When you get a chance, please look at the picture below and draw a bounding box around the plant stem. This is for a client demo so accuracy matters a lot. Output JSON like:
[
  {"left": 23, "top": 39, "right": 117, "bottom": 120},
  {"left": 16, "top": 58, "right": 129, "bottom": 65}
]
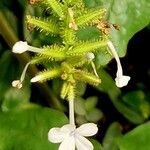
[
  {"left": 69, "top": 99, "right": 75, "bottom": 125},
  {"left": 0, "top": 11, "right": 64, "bottom": 111}
]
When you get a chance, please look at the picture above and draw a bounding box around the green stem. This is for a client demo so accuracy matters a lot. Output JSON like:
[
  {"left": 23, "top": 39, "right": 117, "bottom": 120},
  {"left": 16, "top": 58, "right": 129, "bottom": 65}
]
[{"left": 0, "top": 11, "right": 64, "bottom": 111}]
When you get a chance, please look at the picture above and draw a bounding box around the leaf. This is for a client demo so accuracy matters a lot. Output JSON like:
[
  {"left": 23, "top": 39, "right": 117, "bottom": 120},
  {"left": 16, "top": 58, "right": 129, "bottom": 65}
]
[
  {"left": 103, "top": 122, "right": 122, "bottom": 150},
  {"left": 107, "top": 0, "right": 150, "bottom": 56},
  {"left": 0, "top": 103, "right": 68, "bottom": 150},
  {"left": 84, "top": 0, "right": 150, "bottom": 57},
  {"left": 122, "top": 91, "right": 149, "bottom": 119},
  {"left": 74, "top": 97, "right": 86, "bottom": 115},
  {"left": 85, "top": 96, "right": 98, "bottom": 111},
  {"left": 91, "top": 139, "right": 103, "bottom": 150},
  {"left": 117, "top": 122, "right": 150, "bottom": 150},
  {"left": 0, "top": 51, "right": 22, "bottom": 100},
  {"left": 86, "top": 108, "right": 103, "bottom": 122},
  {"left": 97, "top": 69, "right": 148, "bottom": 124},
  {"left": 1, "top": 79, "right": 31, "bottom": 112}
]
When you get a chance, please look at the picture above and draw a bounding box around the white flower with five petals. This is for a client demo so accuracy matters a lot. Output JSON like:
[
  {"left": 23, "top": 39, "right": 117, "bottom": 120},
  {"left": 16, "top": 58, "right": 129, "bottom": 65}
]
[{"left": 48, "top": 123, "right": 98, "bottom": 150}]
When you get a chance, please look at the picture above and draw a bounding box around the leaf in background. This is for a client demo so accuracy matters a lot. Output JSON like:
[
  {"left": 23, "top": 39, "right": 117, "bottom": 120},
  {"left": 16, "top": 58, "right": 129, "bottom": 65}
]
[
  {"left": 0, "top": 51, "right": 22, "bottom": 100},
  {"left": 86, "top": 108, "right": 103, "bottom": 123},
  {"left": 107, "top": 0, "right": 150, "bottom": 56},
  {"left": 103, "top": 122, "right": 122, "bottom": 150},
  {"left": 1, "top": 78, "right": 31, "bottom": 112},
  {"left": 85, "top": 96, "right": 98, "bottom": 111},
  {"left": 84, "top": 0, "right": 150, "bottom": 57},
  {"left": 0, "top": 103, "right": 68, "bottom": 150},
  {"left": 91, "top": 139, "right": 103, "bottom": 150},
  {"left": 95, "top": 48, "right": 112, "bottom": 67},
  {"left": 122, "top": 91, "right": 149, "bottom": 119},
  {"left": 74, "top": 97, "right": 86, "bottom": 115},
  {"left": 117, "top": 122, "right": 150, "bottom": 150},
  {"left": 76, "top": 26, "right": 100, "bottom": 41},
  {"left": 0, "top": 51, "right": 31, "bottom": 110},
  {"left": 97, "top": 69, "right": 148, "bottom": 124}
]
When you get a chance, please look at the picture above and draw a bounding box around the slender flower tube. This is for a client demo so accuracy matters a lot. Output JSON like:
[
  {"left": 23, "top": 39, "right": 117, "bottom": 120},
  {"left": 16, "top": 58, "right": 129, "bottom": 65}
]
[
  {"left": 107, "top": 41, "right": 130, "bottom": 87},
  {"left": 12, "top": 41, "right": 43, "bottom": 54},
  {"left": 12, "top": 62, "right": 30, "bottom": 89},
  {"left": 86, "top": 52, "right": 99, "bottom": 77}
]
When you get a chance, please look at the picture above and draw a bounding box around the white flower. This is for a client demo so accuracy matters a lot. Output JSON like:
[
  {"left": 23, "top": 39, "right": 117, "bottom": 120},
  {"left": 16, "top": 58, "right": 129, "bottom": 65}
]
[
  {"left": 107, "top": 41, "right": 131, "bottom": 88},
  {"left": 48, "top": 123, "right": 98, "bottom": 150},
  {"left": 115, "top": 75, "right": 131, "bottom": 88},
  {"left": 12, "top": 41, "right": 42, "bottom": 54},
  {"left": 11, "top": 62, "right": 30, "bottom": 89},
  {"left": 12, "top": 41, "right": 28, "bottom": 53},
  {"left": 12, "top": 80, "right": 22, "bottom": 89},
  {"left": 86, "top": 52, "right": 95, "bottom": 61}
]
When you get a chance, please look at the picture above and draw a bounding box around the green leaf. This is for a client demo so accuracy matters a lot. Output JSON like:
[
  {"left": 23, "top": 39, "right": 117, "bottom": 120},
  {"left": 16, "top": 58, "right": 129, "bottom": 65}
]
[
  {"left": 84, "top": 0, "right": 150, "bottom": 57},
  {"left": 97, "top": 69, "right": 147, "bottom": 124},
  {"left": 86, "top": 108, "right": 103, "bottom": 122},
  {"left": 107, "top": 0, "right": 150, "bottom": 56},
  {"left": 0, "top": 103, "right": 68, "bottom": 150},
  {"left": 91, "top": 139, "right": 103, "bottom": 150},
  {"left": 85, "top": 96, "right": 98, "bottom": 111},
  {"left": 117, "top": 122, "right": 150, "bottom": 150},
  {"left": 0, "top": 51, "right": 21, "bottom": 100},
  {"left": 76, "top": 26, "right": 100, "bottom": 41},
  {"left": 1, "top": 79, "right": 31, "bottom": 112},
  {"left": 122, "top": 91, "right": 149, "bottom": 119},
  {"left": 103, "top": 122, "right": 122, "bottom": 150},
  {"left": 74, "top": 98, "right": 86, "bottom": 115}
]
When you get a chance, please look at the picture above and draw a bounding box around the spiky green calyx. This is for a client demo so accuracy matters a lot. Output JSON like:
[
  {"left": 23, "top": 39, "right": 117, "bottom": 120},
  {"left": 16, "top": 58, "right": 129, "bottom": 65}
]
[
  {"left": 67, "top": 40, "right": 107, "bottom": 56},
  {"left": 74, "top": 70, "right": 101, "bottom": 86},
  {"left": 61, "top": 82, "right": 75, "bottom": 101},
  {"left": 26, "top": 16, "right": 60, "bottom": 34},
  {"left": 42, "top": 0, "right": 64, "bottom": 18},
  {"left": 31, "top": 68, "right": 61, "bottom": 82},
  {"left": 76, "top": 9, "right": 106, "bottom": 27},
  {"left": 20, "top": 0, "right": 110, "bottom": 100}
]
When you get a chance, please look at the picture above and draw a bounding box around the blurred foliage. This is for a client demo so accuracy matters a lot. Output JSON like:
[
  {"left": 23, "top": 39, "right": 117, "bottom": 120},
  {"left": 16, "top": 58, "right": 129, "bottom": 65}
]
[{"left": 0, "top": 0, "right": 150, "bottom": 150}]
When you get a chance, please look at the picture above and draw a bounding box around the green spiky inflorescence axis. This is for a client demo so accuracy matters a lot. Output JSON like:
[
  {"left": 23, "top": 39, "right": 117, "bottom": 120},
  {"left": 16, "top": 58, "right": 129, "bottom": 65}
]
[{"left": 27, "top": 0, "right": 108, "bottom": 101}]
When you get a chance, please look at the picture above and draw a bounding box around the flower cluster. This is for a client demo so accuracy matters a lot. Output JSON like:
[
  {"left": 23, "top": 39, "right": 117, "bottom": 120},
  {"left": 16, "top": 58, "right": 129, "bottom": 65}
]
[{"left": 11, "top": 0, "right": 131, "bottom": 149}]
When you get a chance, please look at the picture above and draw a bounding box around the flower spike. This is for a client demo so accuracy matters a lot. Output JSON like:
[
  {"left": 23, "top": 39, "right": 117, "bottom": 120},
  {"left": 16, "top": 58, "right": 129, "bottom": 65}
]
[
  {"left": 107, "top": 41, "right": 131, "bottom": 87},
  {"left": 12, "top": 41, "right": 43, "bottom": 54}
]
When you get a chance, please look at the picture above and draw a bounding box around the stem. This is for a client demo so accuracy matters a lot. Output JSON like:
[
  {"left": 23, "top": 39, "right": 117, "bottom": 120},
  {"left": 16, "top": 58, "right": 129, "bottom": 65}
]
[
  {"left": 0, "top": 11, "right": 64, "bottom": 111},
  {"left": 69, "top": 99, "right": 75, "bottom": 125}
]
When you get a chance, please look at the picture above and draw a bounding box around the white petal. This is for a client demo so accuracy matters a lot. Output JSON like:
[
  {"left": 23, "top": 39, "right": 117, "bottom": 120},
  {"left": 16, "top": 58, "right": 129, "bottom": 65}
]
[
  {"left": 59, "top": 136, "right": 75, "bottom": 150},
  {"left": 48, "top": 124, "right": 75, "bottom": 143},
  {"left": 30, "top": 76, "right": 42, "bottom": 83},
  {"left": 86, "top": 52, "right": 95, "bottom": 61},
  {"left": 12, "top": 41, "right": 28, "bottom": 54},
  {"left": 75, "top": 134, "right": 93, "bottom": 150},
  {"left": 12, "top": 80, "right": 22, "bottom": 89},
  {"left": 76, "top": 123, "right": 98, "bottom": 137},
  {"left": 60, "top": 124, "right": 76, "bottom": 132},
  {"left": 48, "top": 127, "right": 66, "bottom": 143},
  {"left": 115, "top": 75, "right": 131, "bottom": 87}
]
